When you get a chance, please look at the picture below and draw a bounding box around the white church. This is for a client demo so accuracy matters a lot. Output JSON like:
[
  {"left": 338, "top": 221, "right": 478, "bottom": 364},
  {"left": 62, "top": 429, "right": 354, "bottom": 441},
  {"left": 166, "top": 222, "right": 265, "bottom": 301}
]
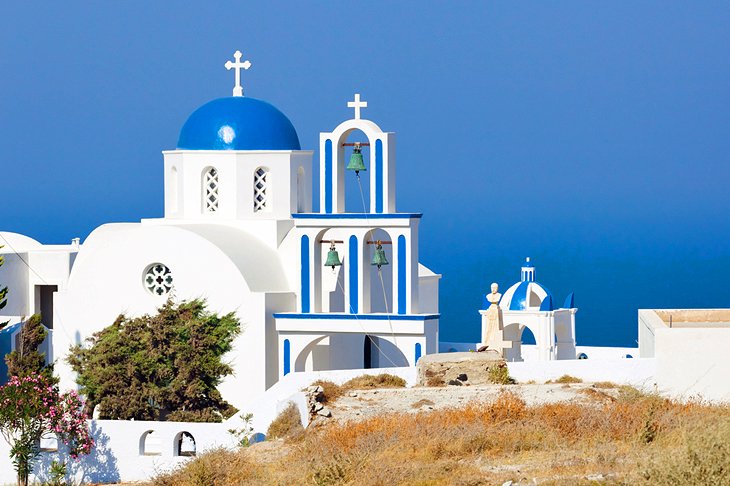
[{"left": 0, "top": 51, "right": 440, "bottom": 409}]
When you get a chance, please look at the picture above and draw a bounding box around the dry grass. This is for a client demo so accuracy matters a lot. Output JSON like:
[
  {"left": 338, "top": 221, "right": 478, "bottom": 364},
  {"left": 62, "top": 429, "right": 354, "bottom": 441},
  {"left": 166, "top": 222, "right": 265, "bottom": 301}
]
[
  {"left": 593, "top": 381, "right": 618, "bottom": 389},
  {"left": 311, "top": 374, "right": 407, "bottom": 404},
  {"left": 266, "top": 402, "right": 303, "bottom": 440},
  {"left": 151, "top": 389, "right": 730, "bottom": 485},
  {"left": 546, "top": 374, "right": 583, "bottom": 384}
]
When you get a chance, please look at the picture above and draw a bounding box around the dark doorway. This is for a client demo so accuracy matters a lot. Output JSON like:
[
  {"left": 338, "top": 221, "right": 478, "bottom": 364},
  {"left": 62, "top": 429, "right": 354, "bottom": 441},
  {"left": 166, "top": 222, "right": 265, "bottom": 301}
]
[{"left": 35, "top": 285, "right": 57, "bottom": 328}]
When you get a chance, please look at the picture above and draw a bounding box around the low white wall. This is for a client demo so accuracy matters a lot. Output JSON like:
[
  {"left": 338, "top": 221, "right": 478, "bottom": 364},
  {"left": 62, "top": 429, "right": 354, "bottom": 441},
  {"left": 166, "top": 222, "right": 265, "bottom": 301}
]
[
  {"left": 655, "top": 327, "right": 730, "bottom": 403},
  {"left": 0, "top": 419, "right": 235, "bottom": 484},
  {"left": 507, "top": 357, "right": 657, "bottom": 389}
]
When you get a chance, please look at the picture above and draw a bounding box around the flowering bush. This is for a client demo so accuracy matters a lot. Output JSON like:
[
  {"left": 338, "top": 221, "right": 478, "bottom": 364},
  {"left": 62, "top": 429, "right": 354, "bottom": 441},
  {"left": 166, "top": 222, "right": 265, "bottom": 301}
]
[{"left": 0, "top": 373, "right": 94, "bottom": 486}]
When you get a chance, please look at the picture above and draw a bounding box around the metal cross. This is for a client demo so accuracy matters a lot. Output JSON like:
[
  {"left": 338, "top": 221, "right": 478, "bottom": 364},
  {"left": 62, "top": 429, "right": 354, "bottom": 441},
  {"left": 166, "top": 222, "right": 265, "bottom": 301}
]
[
  {"left": 225, "top": 50, "right": 252, "bottom": 97},
  {"left": 347, "top": 93, "right": 368, "bottom": 119}
]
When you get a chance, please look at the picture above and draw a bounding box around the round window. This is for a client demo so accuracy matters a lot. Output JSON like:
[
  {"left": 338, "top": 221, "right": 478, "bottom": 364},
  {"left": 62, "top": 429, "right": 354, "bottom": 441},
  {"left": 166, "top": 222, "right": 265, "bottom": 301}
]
[{"left": 144, "top": 263, "right": 173, "bottom": 296}]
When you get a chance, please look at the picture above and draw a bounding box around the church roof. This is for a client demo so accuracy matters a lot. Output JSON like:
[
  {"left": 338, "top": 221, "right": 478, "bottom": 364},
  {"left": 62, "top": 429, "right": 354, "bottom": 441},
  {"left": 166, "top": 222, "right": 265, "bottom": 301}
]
[
  {"left": 500, "top": 280, "right": 554, "bottom": 311},
  {"left": 177, "top": 97, "right": 301, "bottom": 151}
]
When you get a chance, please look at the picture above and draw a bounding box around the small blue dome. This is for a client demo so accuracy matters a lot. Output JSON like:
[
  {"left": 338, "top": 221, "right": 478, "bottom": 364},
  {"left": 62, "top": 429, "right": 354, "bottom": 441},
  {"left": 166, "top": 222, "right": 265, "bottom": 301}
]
[{"left": 177, "top": 97, "right": 301, "bottom": 151}]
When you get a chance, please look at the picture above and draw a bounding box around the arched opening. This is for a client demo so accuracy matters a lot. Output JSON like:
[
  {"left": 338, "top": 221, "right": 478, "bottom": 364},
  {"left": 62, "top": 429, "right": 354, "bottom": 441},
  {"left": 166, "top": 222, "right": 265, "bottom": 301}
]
[
  {"left": 139, "top": 430, "right": 161, "bottom": 456},
  {"left": 364, "top": 335, "right": 373, "bottom": 369},
  {"left": 296, "top": 166, "right": 306, "bottom": 212},
  {"left": 415, "top": 342, "right": 422, "bottom": 364},
  {"left": 369, "top": 336, "right": 409, "bottom": 368},
  {"left": 578, "top": 353, "right": 588, "bottom": 360},
  {"left": 365, "top": 228, "right": 393, "bottom": 314},
  {"left": 522, "top": 327, "right": 536, "bottom": 345},
  {"left": 295, "top": 335, "right": 330, "bottom": 372},
  {"left": 317, "top": 229, "right": 346, "bottom": 313},
  {"left": 342, "top": 130, "right": 371, "bottom": 213},
  {"left": 174, "top": 431, "right": 196, "bottom": 457},
  {"left": 254, "top": 166, "right": 271, "bottom": 212},
  {"left": 283, "top": 339, "right": 291, "bottom": 375},
  {"left": 202, "top": 166, "right": 219, "bottom": 213},
  {"left": 503, "top": 323, "right": 538, "bottom": 362}
]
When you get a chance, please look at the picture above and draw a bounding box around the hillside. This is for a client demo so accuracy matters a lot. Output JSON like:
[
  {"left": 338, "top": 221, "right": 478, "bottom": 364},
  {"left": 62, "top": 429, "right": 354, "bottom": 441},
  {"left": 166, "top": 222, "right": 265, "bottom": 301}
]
[{"left": 150, "top": 379, "right": 730, "bottom": 485}]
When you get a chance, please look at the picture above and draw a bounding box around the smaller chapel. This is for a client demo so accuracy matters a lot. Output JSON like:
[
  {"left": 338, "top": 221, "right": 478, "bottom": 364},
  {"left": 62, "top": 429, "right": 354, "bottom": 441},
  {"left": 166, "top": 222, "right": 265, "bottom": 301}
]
[
  {"left": 480, "top": 258, "right": 577, "bottom": 361},
  {"left": 0, "top": 51, "right": 441, "bottom": 410}
]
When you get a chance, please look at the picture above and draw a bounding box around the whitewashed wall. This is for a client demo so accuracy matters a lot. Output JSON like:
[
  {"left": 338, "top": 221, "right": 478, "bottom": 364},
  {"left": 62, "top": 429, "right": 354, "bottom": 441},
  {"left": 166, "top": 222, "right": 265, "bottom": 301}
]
[{"left": 0, "top": 420, "right": 235, "bottom": 484}]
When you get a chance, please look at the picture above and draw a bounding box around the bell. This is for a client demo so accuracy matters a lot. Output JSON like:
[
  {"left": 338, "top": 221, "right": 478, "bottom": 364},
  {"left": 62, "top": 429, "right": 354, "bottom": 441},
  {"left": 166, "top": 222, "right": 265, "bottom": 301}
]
[
  {"left": 371, "top": 242, "right": 389, "bottom": 269},
  {"left": 346, "top": 143, "right": 367, "bottom": 174},
  {"left": 324, "top": 243, "right": 342, "bottom": 270}
]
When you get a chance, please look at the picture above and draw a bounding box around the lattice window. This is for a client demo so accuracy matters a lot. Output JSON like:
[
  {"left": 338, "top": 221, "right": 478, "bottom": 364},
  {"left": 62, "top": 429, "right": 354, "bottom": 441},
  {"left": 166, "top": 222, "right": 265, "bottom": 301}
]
[
  {"left": 203, "top": 167, "right": 219, "bottom": 212},
  {"left": 144, "top": 264, "right": 173, "bottom": 296},
  {"left": 253, "top": 167, "right": 269, "bottom": 212}
]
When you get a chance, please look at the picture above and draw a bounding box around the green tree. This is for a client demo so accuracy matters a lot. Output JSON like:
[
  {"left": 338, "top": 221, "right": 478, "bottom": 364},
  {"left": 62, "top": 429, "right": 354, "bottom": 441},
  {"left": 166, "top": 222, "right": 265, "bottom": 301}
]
[
  {"left": 68, "top": 299, "right": 240, "bottom": 422},
  {"left": 5, "top": 314, "right": 55, "bottom": 382}
]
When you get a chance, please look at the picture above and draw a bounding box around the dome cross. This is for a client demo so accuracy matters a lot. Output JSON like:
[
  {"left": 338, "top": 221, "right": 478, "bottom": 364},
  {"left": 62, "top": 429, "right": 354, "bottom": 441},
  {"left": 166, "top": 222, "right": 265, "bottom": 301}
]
[
  {"left": 225, "top": 50, "right": 252, "bottom": 97},
  {"left": 347, "top": 93, "right": 368, "bottom": 119}
]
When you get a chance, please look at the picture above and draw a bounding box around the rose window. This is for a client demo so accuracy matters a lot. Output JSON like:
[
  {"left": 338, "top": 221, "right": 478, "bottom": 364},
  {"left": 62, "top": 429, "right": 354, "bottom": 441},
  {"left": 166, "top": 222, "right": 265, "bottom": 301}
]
[{"left": 144, "top": 263, "right": 173, "bottom": 296}]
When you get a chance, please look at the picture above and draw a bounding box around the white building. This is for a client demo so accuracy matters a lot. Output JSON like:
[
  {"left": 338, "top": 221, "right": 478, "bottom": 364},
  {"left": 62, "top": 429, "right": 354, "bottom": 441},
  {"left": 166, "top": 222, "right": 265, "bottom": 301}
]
[
  {"left": 0, "top": 52, "right": 440, "bottom": 409},
  {"left": 480, "top": 258, "right": 577, "bottom": 361}
]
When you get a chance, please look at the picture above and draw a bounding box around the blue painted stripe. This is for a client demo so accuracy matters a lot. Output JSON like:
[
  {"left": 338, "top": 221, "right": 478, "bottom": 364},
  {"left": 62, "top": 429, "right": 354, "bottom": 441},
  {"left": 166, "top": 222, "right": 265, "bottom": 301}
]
[
  {"left": 292, "top": 213, "right": 422, "bottom": 220},
  {"left": 324, "top": 139, "right": 332, "bottom": 213},
  {"left": 397, "top": 235, "right": 406, "bottom": 314},
  {"left": 301, "top": 235, "right": 310, "bottom": 313},
  {"left": 509, "top": 280, "right": 530, "bottom": 311},
  {"left": 375, "top": 139, "right": 383, "bottom": 213},
  {"left": 415, "top": 343, "right": 422, "bottom": 363},
  {"left": 274, "top": 312, "right": 441, "bottom": 321},
  {"left": 283, "top": 339, "right": 291, "bottom": 375},
  {"left": 349, "top": 235, "right": 358, "bottom": 314}
]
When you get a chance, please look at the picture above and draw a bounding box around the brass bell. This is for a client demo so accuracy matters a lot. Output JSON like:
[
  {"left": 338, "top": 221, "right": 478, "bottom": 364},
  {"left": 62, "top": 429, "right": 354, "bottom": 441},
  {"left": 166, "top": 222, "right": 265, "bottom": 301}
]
[
  {"left": 346, "top": 142, "right": 367, "bottom": 174},
  {"left": 371, "top": 242, "right": 389, "bottom": 269},
  {"left": 324, "top": 242, "right": 342, "bottom": 270}
]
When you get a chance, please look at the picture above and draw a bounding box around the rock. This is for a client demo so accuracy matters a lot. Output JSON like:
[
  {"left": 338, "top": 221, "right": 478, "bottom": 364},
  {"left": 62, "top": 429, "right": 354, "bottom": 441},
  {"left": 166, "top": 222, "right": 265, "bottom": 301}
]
[
  {"left": 349, "top": 392, "right": 358, "bottom": 397},
  {"left": 477, "top": 345, "right": 489, "bottom": 352},
  {"left": 456, "top": 373, "right": 468, "bottom": 382},
  {"left": 447, "top": 379, "right": 463, "bottom": 386},
  {"left": 501, "top": 481, "right": 513, "bottom": 486},
  {"left": 313, "top": 402, "right": 324, "bottom": 412},
  {"left": 317, "top": 407, "right": 332, "bottom": 418},
  {"left": 585, "top": 473, "right": 605, "bottom": 481},
  {"left": 417, "top": 351, "right": 505, "bottom": 387}
]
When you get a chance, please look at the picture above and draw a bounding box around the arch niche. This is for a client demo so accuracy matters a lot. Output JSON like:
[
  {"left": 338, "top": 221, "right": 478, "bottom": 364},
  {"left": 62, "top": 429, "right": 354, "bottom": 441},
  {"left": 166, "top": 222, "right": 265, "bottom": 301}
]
[
  {"left": 321, "top": 119, "right": 389, "bottom": 215},
  {"left": 364, "top": 228, "right": 394, "bottom": 314},
  {"left": 503, "top": 322, "right": 540, "bottom": 362}
]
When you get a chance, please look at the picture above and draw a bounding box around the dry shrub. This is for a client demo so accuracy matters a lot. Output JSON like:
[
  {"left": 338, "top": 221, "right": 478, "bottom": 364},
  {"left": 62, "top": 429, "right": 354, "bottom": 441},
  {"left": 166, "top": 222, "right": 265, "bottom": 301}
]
[
  {"left": 641, "top": 417, "right": 730, "bottom": 485},
  {"left": 547, "top": 374, "right": 582, "bottom": 384},
  {"left": 311, "top": 379, "right": 344, "bottom": 404},
  {"left": 267, "top": 402, "right": 303, "bottom": 439},
  {"left": 411, "top": 398, "right": 435, "bottom": 409},
  {"left": 487, "top": 363, "right": 515, "bottom": 384},
  {"left": 152, "top": 447, "right": 260, "bottom": 485},
  {"left": 424, "top": 369, "right": 445, "bottom": 387},
  {"left": 593, "top": 381, "right": 618, "bottom": 389},
  {"left": 342, "top": 373, "right": 406, "bottom": 390}
]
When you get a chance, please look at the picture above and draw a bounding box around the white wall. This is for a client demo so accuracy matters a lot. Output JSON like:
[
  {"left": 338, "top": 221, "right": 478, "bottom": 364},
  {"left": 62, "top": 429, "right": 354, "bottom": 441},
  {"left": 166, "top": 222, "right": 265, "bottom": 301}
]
[
  {"left": 0, "top": 419, "right": 235, "bottom": 484},
  {"left": 654, "top": 327, "right": 730, "bottom": 402},
  {"left": 507, "top": 357, "right": 656, "bottom": 388}
]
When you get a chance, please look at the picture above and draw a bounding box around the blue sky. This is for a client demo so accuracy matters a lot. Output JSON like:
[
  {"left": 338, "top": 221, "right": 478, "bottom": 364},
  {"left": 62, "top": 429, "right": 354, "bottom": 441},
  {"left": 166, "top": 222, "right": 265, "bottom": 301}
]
[{"left": 2, "top": 2, "right": 729, "bottom": 346}]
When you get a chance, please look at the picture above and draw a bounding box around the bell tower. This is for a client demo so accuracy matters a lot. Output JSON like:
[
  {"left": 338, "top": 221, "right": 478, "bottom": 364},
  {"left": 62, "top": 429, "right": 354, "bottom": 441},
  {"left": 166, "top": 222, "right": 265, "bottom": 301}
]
[{"left": 319, "top": 94, "right": 396, "bottom": 214}]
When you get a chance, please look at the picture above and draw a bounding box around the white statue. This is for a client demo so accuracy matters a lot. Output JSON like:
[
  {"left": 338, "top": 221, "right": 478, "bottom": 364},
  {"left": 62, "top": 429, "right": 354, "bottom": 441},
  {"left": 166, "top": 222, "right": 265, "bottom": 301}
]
[{"left": 480, "top": 283, "right": 511, "bottom": 356}]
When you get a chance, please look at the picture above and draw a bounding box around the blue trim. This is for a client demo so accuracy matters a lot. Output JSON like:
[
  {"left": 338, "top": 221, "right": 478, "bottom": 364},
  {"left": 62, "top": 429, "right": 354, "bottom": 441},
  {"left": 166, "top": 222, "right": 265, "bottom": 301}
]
[
  {"left": 539, "top": 294, "right": 554, "bottom": 311},
  {"left": 300, "top": 235, "right": 310, "bottom": 313},
  {"left": 375, "top": 139, "right": 383, "bottom": 213},
  {"left": 293, "top": 213, "right": 422, "bottom": 220},
  {"left": 397, "top": 235, "right": 406, "bottom": 314},
  {"left": 509, "top": 281, "right": 530, "bottom": 310},
  {"left": 563, "top": 292, "right": 575, "bottom": 309},
  {"left": 274, "top": 312, "right": 440, "bottom": 321},
  {"left": 324, "top": 139, "right": 332, "bottom": 213},
  {"left": 349, "top": 235, "right": 358, "bottom": 314},
  {"left": 415, "top": 343, "right": 422, "bottom": 364},
  {"left": 283, "top": 339, "right": 291, "bottom": 375}
]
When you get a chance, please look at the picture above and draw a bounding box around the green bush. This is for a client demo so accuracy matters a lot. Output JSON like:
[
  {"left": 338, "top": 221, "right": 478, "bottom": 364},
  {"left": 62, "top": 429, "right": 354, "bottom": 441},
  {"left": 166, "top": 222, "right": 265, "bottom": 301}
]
[
  {"left": 68, "top": 299, "right": 240, "bottom": 422},
  {"left": 488, "top": 364, "right": 516, "bottom": 385}
]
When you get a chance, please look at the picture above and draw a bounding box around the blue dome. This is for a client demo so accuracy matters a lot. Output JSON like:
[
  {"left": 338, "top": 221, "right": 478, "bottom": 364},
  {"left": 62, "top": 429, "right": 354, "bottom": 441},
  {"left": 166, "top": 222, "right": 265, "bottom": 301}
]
[{"left": 177, "top": 97, "right": 300, "bottom": 151}]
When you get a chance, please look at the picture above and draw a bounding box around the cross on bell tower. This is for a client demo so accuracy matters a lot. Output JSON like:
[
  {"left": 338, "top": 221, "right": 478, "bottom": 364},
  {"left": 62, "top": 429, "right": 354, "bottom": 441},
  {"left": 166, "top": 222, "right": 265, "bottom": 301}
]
[
  {"left": 347, "top": 93, "right": 368, "bottom": 119},
  {"left": 225, "top": 50, "right": 252, "bottom": 97}
]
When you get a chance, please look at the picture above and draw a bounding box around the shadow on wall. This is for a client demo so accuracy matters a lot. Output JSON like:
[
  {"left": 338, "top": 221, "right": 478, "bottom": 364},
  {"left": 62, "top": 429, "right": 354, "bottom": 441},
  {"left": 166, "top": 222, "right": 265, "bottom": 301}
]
[{"left": 34, "top": 422, "right": 120, "bottom": 484}]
